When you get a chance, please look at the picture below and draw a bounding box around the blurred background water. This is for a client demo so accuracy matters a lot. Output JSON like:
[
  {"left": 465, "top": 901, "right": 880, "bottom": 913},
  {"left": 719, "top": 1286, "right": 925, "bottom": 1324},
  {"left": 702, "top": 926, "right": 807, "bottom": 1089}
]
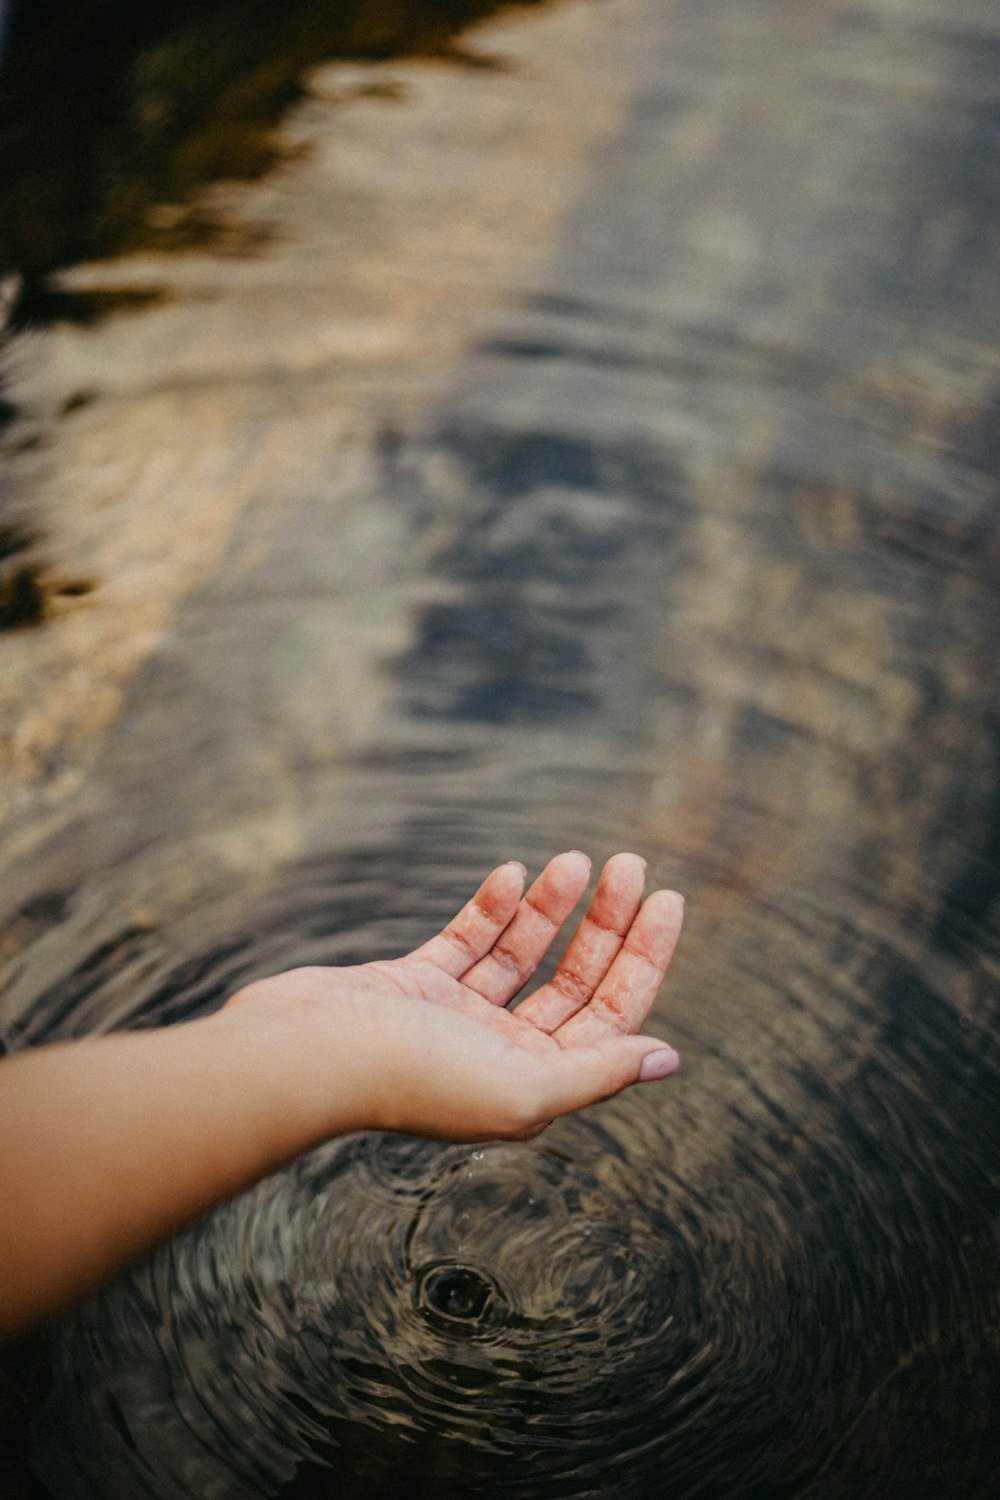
[{"left": 0, "top": 0, "right": 998, "bottom": 1495}]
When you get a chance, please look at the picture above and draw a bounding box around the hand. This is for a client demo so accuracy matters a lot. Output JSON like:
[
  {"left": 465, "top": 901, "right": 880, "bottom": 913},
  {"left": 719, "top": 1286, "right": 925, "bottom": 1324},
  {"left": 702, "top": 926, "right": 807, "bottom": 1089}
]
[
  {"left": 227, "top": 851, "right": 683, "bottom": 1142},
  {"left": 0, "top": 853, "right": 683, "bottom": 1335}
]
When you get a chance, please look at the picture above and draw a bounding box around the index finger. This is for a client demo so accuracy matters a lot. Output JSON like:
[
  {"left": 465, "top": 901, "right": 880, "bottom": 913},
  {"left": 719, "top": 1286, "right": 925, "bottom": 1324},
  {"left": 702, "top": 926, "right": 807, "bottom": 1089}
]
[
  {"left": 460, "top": 850, "right": 592, "bottom": 1006},
  {"left": 408, "top": 862, "right": 526, "bottom": 977}
]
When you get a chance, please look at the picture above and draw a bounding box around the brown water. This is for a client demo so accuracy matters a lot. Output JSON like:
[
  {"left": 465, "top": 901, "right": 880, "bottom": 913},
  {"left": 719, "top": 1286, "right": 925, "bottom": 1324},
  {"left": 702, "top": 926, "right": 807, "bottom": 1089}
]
[{"left": 1, "top": 0, "right": 998, "bottom": 1495}]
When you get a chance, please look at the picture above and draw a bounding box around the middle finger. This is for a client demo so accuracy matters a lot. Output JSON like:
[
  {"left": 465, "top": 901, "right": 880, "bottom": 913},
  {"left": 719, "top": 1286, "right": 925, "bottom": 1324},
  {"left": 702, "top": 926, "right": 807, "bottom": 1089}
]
[
  {"left": 461, "top": 850, "right": 591, "bottom": 1006},
  {"left": 512, "top": 852, "right": 647, "bottom": 1031}
]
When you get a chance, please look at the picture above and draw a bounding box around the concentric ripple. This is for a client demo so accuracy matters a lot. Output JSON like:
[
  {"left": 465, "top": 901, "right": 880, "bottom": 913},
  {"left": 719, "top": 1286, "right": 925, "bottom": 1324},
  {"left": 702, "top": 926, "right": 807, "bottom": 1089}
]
[
  {"left": 2, "top": 0, "right": 999, "bottom": 1497},
  {"left": 37, "top": 1119, "right": 712, "bottom": 1499}
]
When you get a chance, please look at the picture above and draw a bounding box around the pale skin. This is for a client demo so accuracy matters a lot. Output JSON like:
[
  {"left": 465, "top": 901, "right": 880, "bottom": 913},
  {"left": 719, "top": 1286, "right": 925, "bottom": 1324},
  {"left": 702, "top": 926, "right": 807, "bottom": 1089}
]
[{"left": 0, "top": 851, "right": 682, "bottom": 1340}]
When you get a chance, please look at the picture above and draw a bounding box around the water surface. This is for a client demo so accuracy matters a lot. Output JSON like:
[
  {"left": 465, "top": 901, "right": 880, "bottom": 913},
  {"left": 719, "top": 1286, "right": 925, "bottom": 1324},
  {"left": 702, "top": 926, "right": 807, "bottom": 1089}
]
[{"left": 1, "top": 0, "right": 998, "bottom": 1495}]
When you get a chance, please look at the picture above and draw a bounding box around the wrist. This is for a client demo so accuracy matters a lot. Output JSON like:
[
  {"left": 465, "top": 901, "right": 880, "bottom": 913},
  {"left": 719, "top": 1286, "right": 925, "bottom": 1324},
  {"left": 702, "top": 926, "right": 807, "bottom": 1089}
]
[{"left": 211, "top": 982, "right": 385, "bottom": 1150}]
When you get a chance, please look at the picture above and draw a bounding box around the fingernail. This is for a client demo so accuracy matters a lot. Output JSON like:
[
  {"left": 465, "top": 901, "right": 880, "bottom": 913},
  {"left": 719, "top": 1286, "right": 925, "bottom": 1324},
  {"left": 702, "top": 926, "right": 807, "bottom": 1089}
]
[
  {"left": 506, "top": 861, "right": 527, "bottom": 878},
  {"left": 638, "top": 1048, "right": 680, "bottom": 1082},
  {"left": 567, "top": 850, "right": 591, "bottom": 866}
]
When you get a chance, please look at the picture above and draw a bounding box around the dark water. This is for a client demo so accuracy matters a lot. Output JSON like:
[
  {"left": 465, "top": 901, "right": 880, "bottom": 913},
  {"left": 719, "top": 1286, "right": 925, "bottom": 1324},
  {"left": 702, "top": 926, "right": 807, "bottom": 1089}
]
[
  {"left": 1, "top": 0, "right": 999, "bottom": 1495},
  {"left": 0, "top": 0, "right": 548, "bottom": 308}
]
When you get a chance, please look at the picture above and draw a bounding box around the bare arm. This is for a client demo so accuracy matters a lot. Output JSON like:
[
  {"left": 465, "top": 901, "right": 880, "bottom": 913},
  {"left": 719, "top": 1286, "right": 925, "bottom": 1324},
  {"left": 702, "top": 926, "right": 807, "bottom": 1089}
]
[{"left": 0, "top": 851, "right": 682, "bottom": 1339}]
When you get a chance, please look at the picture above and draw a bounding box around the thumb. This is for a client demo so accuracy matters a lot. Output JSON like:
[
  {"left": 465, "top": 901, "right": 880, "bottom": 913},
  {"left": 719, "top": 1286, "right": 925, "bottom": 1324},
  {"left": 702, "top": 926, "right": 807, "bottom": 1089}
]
[{"left": 538, "top": 1035, "right": 680, "bottom": 1119}]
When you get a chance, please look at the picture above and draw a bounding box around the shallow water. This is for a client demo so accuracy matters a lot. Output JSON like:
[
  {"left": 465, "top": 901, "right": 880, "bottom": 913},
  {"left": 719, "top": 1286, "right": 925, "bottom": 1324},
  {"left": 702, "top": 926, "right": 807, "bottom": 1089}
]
[{"left": 1, "top": 0, "right": 999, "bottom": 1495}]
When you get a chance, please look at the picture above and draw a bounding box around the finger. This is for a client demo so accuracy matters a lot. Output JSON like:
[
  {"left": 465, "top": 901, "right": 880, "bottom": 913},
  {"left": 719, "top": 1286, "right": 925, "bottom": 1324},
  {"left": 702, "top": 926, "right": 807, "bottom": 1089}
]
[
  {"left": 460, "top": 850, "right": 592, "bottom": 1006},
  {"left": 519, "top": 1035, "right": 680, "bottom": 1128},
  {"left": 555, "top": 889, "right": 684, "bottom": 1047},
  {"left": 408, "top": 862, "right": 526, "bottom": 978},
  {"left": 513, "top": 852, "right": 647, "bottom": 1031}
]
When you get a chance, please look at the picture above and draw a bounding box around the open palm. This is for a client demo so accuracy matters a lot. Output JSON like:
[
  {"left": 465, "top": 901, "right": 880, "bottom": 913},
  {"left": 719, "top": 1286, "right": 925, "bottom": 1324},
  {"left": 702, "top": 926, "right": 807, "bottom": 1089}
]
[
  {"left": 231, "top": 851, "right": 683, "bottom": 1140},
  {"left": 377, "top": 849, "right": 682, "bottom": 1049}
]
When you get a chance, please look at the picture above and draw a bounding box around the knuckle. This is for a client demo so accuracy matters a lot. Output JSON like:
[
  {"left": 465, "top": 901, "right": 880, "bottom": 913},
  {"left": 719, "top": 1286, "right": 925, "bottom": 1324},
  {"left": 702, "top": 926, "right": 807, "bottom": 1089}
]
[
  {"left": 585, "top": 908, "right": 627, "bottom": 937},
  {"left": 442, "top": 922, "right": 478, "bottom": 958},
  {"left": 593, "top": 990, "right": 628, "bottom": 1026},
  {"left": 491, "top": 943, "right": 526, "bottom": 979},
  {"left": 550, "top": 966, "right": 590, "bottom": 1002},
  {"left": 522, "top": 892, "right": 558, "bottom": 929},
  {"left": 621, "top": 940, "right": 660, "bottom": 972}
]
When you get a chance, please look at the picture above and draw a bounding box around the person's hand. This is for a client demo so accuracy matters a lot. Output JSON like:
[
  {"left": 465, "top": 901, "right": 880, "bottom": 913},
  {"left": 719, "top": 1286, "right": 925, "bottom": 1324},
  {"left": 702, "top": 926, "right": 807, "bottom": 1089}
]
[
  {"left": 0, "top": 853, "right": 683, "bottom": 1335},
  {"left": 227, "top": 851, "right": 683, "bottom": 1142}
]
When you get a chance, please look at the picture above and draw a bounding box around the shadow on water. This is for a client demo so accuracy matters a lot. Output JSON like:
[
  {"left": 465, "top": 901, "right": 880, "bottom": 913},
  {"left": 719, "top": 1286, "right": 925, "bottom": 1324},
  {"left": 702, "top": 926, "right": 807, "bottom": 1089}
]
[
  {"left": 0, "top": 0, "right": 545, "bottom": 625},
  {"left": 0, "top": 523, "right": 46, "bottom": 628},
  {"left": 0, "top": 0, "right": 542, "bottom": 317},
  {"left": 1, "top": 0, "right": 999, "bottom": 1496},
  {"left": 0, "top": 519, "right": 96, "bottom": 632}
]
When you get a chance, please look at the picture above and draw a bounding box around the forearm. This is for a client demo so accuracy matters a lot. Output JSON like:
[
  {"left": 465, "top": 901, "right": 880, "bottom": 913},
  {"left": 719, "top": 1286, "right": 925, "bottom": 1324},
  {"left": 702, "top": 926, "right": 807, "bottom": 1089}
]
[
  {"left": 0, "top": 1003, "right": 362, "bottom": 1339},
  {"left": 0, "top": 854, "right": 683, "bottom": 1339}
]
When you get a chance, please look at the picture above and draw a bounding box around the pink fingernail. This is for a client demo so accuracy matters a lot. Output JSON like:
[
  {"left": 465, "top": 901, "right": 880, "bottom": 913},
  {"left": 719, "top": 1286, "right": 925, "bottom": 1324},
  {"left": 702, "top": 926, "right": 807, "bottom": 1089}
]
[
  {"left": 638, "top": 1048, "right": 680, "bottom": 1082},
  {"left": 506, "top": 861, "right": 527, "bottom": 878}
]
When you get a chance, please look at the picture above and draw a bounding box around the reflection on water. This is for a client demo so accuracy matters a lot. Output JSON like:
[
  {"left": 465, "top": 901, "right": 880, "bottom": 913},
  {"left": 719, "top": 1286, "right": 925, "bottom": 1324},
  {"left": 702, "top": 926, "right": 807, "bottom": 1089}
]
[
  {"left": 2, "top": 0, "right": 999, "bottom": 1495},
  {"left": 0, "top": 0, "right": 545, "bottom": 314}
]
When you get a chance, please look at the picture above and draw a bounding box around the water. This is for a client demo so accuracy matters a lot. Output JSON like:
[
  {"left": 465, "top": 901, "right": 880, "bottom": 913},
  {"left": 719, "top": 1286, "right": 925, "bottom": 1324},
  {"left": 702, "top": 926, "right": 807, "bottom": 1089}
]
[{"left": 1, "top": 0, "right": 998, "bottom": 1495}]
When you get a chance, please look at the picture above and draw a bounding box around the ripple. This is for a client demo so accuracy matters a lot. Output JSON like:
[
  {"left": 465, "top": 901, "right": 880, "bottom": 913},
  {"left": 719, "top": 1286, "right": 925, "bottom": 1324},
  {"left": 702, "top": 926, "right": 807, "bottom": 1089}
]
[
  {"left": 3, "top": 0, "right": 999, "bottom": 1496},
  {"left": 36, "top": 1119, "right": 711, "bottom": 1498}
]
